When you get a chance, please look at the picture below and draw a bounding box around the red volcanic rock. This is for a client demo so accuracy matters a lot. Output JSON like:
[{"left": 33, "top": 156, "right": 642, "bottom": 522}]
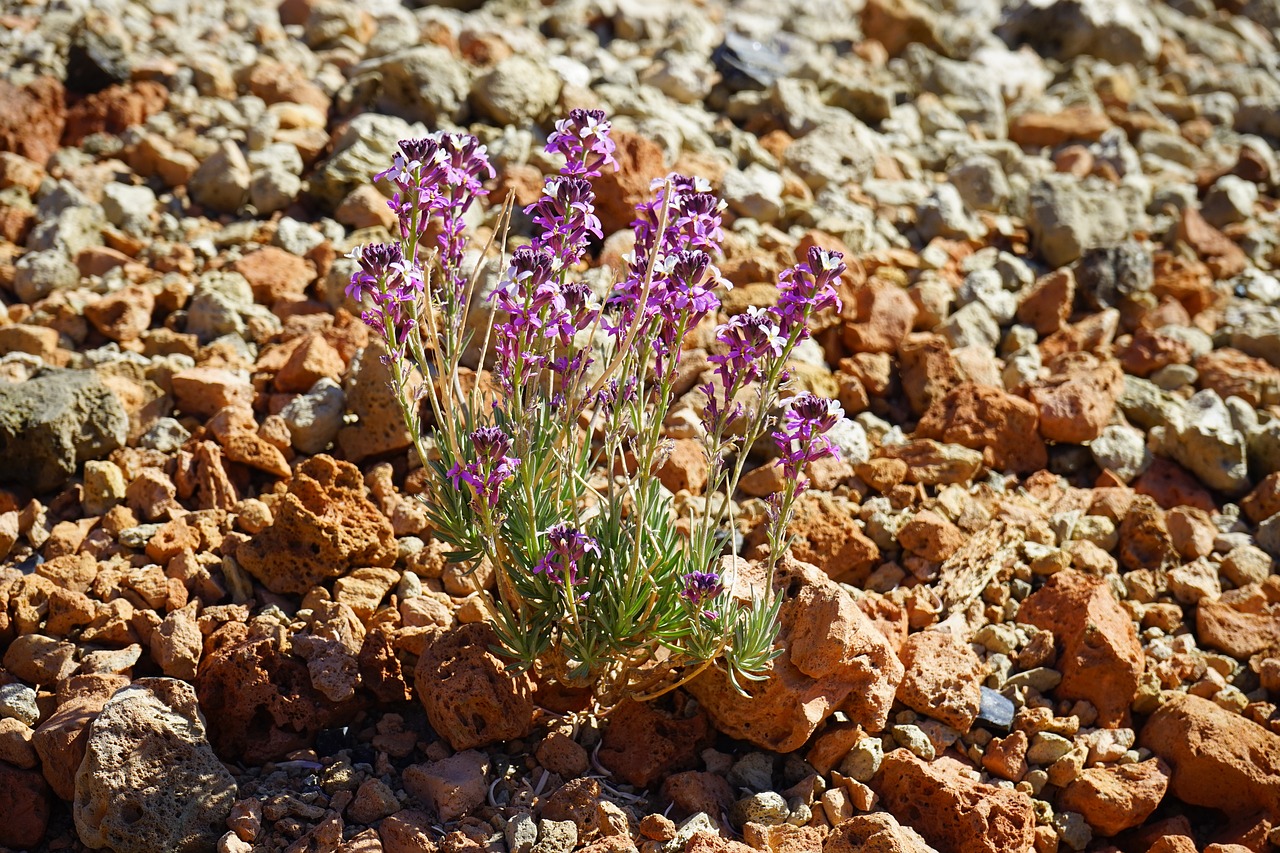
[
  {"left": 916, "top": 383, "right": 1048, "bottom": 474},
  {"left": 0, "top": 76, "right": 66, "bottom": 165},
  {"left": 0, "top": 764, "right": 52, "bottom": 850},
  {"left": 195, "top": 620, "right": 361, "bottom": 763},
  {"left": 598, "top": 698, "right": 711, "bottom": 788},
  {"left": 895, "top": 630, "right": 983, "bottom": 732},
  {"left": 414, "top": 623, "right": 535, "bottom": 751},
  {"left": 1141, "top": 693, "right": 1280, "bottom": 819},
  {"left": 63, "top": 81, "right": 167, "bottom": 145},
  {"left": 236, "top": 455, "right": 396, "bottom": 595},
  {"left": 1017, "top": 570, "right": 1144, "bottom": 727},
  {"left": 1058, "top": 758, "right": 1170, "bottom": 836},
  {"left": 874, "top": 751, "right": 1035, "bottom": 853}
]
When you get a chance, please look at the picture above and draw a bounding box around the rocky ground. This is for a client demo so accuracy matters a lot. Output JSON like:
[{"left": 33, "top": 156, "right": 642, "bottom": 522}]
[{"left": 1, "top": 0, "right": 1280, "bottom": 851}]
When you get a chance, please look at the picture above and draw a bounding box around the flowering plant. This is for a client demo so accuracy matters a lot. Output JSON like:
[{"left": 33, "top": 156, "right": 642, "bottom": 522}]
[{"left": 348, "top": 110, "right": 846, "bottom": 703}]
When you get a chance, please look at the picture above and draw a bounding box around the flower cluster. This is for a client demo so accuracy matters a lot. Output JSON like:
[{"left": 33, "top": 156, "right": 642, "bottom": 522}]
[
  {"left": 447, "top": 427, "right": 520, "bottom": 509},
  {"left": 348, "top": 107, "right": 854, "bottom": 701},
  {"left": 681, "top": 571, "right": 725, "bottom": 619},
  {"left": 534, "top": 523, "right": 600, "bottom": 588},
  {"left": 772, "top": 393, "right": 844, "bottom": 482},
  {"left": 376, "top": 133, "right": 493, "bottom": 301}
]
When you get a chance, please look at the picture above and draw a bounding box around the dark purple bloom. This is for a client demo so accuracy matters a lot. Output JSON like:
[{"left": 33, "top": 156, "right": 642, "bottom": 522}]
[
  {"left": 534, "top": 522, "right": 600, "bottom": 586},
  {"left": 526, "top": 176, "right": 602, "bottom": 264},
  {"left": 546, "top": 109, "right": 618, "bottom": 179},
  {"left": 771, "top": 393, "right": 844, "bottom": 483},
  {"left": 680, "top": 571, "right": 725, "bottom": 618},
  {"left": 448, "top": 426, "right": 520, "bottom": 508},
  {"left": 776, "top": 246, "right": 845, "bottom": 338},
  {"left": 708, "top": 307, "right": 785, "bottom": 384}
]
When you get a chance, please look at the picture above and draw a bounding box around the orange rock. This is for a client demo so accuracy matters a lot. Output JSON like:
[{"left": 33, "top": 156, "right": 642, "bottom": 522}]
[
  {"left": 899, "top": 510, "right": 964, "bottom": 562},
  {"left": 171, "top": 367, "right": 254, "bottom": 417},
  {"left": 275, "top": 333, "right": 344, "bottom": 393},
  {"left": 84, "top": 284, "right": 155, "bottom": 342},
  {"left": 824, "top": 812, "right": 936, "bottom": 853},
  {"left": 598, "top": 699, "right": 711, "bottom": 788},
  {"left": 656, "top": 438, "right": 708, "bottom": 495},
  {"left": 1196, "top": 348, "right": 1280, "bottom": 408},
  {"left": 747, "top": 492, "right": 879, "bottom": 586},
  {"left": 916, "top": 383, "right": 1048, "bottom": 474},
  {"left": 1016, "top": 269, "right": 1075, "bottom": 336},
  {"left": 1132, "top": 458, "right": 1215, "bottom": 513},
  {"left": 895, "top": 630, "right": 983, "bottom": 732},
  {"left": 1196, "top": 598, "right": 1280, "bottom": 659},
  {"left": 236, "top": 455, "right": 396, "bottom": 594},
  {"left": 0, "top": 76, "right": 65, "bottom": 166},
  {"left": 415, "top": 623, "right": 535, "bottom": 751},
  {"left": 874, "top": 750, "right": 1035, "bottom": 853},
  {"left": 1058, "top": 758, "right": 1170, "bottom": 836},
  {"left": 31, "top": 673, "right": 129, "bottom": 800},
  {"left": 1117, "top": 496, "right": 1178, "bottom": 572},
  {"left": 62, "top": 81, "right": 167, "bottom": 145},
  {"left": 1017, "top": 570, "right": 1143, "bottom": 727},
  {"left": 687, "top": 558, "right": 903, "bottom": 751},
  {"left": 1119, "top": 326, "right": 1192, "bottom": 378},
  {"left": 842, "top": 279, "right": 917, "bottom": 354},
  {"left": 0, "top": 764, "right": 52, "bottom": 850},
  {"left": 1243, "top": 472, "right": 1280, "bottom": 524},
  {"left": 1029, "top": 353, "right": 1123, "bottom": 444},
  {"left": 898, "top": 334, "right": 964, "bottom": 416},
  {"left": 859, "top": 0, "right": 943, "bottom": 56},
  {"left": 232, "top": 246, "right": 314, "bottom": 305},
  {"left": 1009, "top": 106, "right": 1111, "bottom": 147},
  {"left": 982, "top": 730, "right": 1028, "bottom": 782},
  {"left": 591, "top": 131, "right": 666, "bottom": 236},
  {"left": 1166, "top": 506, "right": 1216, "bottom": 560},
  {"left": 1177, "top": 206, "right": 1246, "bottom": 280},
  {"left": 1141, "top": 692, "right": 1280, "bottom": 819}
]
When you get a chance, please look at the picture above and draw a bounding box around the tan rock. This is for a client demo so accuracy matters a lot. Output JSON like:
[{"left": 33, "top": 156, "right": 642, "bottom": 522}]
[
  {"left": 74, "top": 678, "right": 237, "bottom": 853},
  {"left": 1017, "top": 570, "right": 1144, "bottom": 727},
  {"left": 172, "top": 367, "right": 254, "bottom": 417},
  {"left": 0, "top": 717, "right": 38, "bottom": 769},
  {"left": 898, "top": 510, "right": 965, "bottom": 562},
  {"left": 84, "top": 285, "right": 155, "bottom": 342},
  {"left": 823, "top": 812, "right": 938, "bottom": 853},
  {"left": 3, "top": 633, "right": 77, "bottom": 685},
  {"left": 232, "top": 246, "right": 313, "bottom": 305},
  {"left": 1058, "top": 758, "right": 1170, "bottom": 836},
  {"left": 874, "top": 751, "right": 1034, "bottom": 853},
  {"left": 150, "top": 600, "right": 203, "bottom": 679},
  {"left": 896, "top": 631, "right": 983, "bottom": 732},
  {"left": 32, "top": 674, "right": 129, "bottom": 800},
  {"left": 1141, "top": 692, "right": 1280, "bottom": 819},
  {"left": 916, "top": 383, "right": 1047, "bottom": 474}
]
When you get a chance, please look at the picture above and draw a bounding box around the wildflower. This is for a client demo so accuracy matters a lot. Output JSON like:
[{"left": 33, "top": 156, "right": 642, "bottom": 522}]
[
  {"left": 527, "top": 177, "right": 603, "bottom": 265},
  {"left": 708, "top": 306, "right": 786, "bottom": 385},
  {"left": 448, "top": 427, "right": 520, "bottom": 508},
  {"left": 534, "top": 523, "right": 600, "bottom": 586},
  {"left": 680, "top": 571, "right": 725, "bottom": 618},
  {"left": 776, "top": 246, "right": 845, "bottom": 338},
  {"left": 546, "top": 108, "right": 618, "bottom": 179},
  {"left": 772, "top": 393, "right": 844, "bottom": 481}
]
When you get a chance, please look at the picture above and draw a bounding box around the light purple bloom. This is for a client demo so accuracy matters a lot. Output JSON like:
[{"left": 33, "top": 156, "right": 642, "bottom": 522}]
[
  {"left": 448, "top": 426, "right": 520, "bottom": 508},
  {"left": 776, "top": 246, "right": 845, "bottom": 337},
  {"left": 534, "top": 522, "right": 600, "bottom": 586},
  {"left": 546, "top": 108, "right": 618, "bottom": 179},
  {"left": 771, "top": 393, "right": 844, "bottom": 483}
]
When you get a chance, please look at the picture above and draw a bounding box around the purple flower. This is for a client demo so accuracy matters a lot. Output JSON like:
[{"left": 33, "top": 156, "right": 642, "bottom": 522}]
[
  {"left": 680, "top": 571, "right": 725, "bottom": 619},
  {"left": 546, "top": 109, "right": 618, "bottom": 179},
  {"left": 776, "top": 246, "right": 845, "bottom": 338},
  {"left": 448, "top": 426, "right": 520, "bottom": 508},
  {"left": 526, "top": 176, "right": 602, "bottom": 264},
  {"left": 708, "top": 306, "right": 785, "bottom": 385},
  {"left": 534, "top": 522, "right": 600, "bottom": 586},
  {"left": 771, "top": 393, "right": 844, "bottom": 483}
]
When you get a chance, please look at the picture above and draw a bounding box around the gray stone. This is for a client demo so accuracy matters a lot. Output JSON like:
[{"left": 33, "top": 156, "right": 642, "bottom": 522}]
[
  {"left": 505, "top": 811, "right": 537, "bottom": 853},
  {"left": 1256, "top": 514, "right": 1280, "bottom": 560},
  {"left": 280, "top": 378, "right": 346, "bottom": 454},
  {"left": 472, "top": 55, "right": 561, "bottom": 125},
  {"left": 837, "top": 735, "right": 883, "bottom": 782},
  {"left": 729, "top": 791, "right": 789, "bottom": 828},
  {"left": 1224, "top": 305, "right": 1280, "bottom": 367},
  {"left": 722, "top": 164, "right": 784, "bottom": 223},
  {"left": 0, "top": 683, "right": 40, "bottom": 727},
  {"left": 140, "top": 418, "right": 192, "bottom": 453},
  {"left": 311, "top": 113, "right": 425, "bottom": 208},
  {"left": 1027, "top": 175, "right": 1145, "bottom": 267},
  {"left": 976, "top": 686, "right": 1015, "bottom": 729},
  {"left": 186, "top": 271, "right": 253, "bottom": 342},
  {"left": 189, "top": 141, "right": 251, "bottom": 214},
  {"left": 1202, "top": 175, "right": 1258, "bottom": 228},
  {"left": 0, "top": 369, "right": 128, "bottom": 493},
  {"left": 74, "top": 678, "right": 236, "bottom": 853},
  {"left": 999, "top": 0, "right": 1160, "bottom": 65},
  {"left": 1027, "top": 732, "right": 1074, "bottom": 764},
  {"left": 891, "top": 724, "right": 936, "bottom": 760},
  {"left": 948, "top": 154, "right": 1011, "bottom": 213},
  {"left": 1158, "top": 390, "right": 1250, "bottom": 496},
  {"left": 531, "top": 819, "right": 577, "bottom": 853},
  {"left": 917, "top": 183, "right": 982, "bottom": 241},
  {"left": 727, "top": 752, "right": 774, "bottom": 792},
  {"left": 784, "top": 121, "right": 878, "bottom": 191},
  {"left": 13, "top": 249, "right": 79, "bottom": 303},
  {"left": 372, "top": 45, "right": 471, "bottom": 125},
  {"left": 249, "top": 166, "right": 301, "bottom": 215},
  {"left": 941, "top": 302, "right": 1001, "bottom": 350},
  {"left": 1074, "top": 240, "right": 1154, "bottom": 310},
  {"left": 101, "top": 183, "right": 157, "bottom": 235},
  {"left": 1089, "top": 424, "right": 1150, "bottom": 483}
]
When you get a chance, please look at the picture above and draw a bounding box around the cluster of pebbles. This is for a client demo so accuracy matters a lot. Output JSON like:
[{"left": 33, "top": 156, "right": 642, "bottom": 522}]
[{"left": 1, "top": 0, "right": 1280, "bottom": 851}]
